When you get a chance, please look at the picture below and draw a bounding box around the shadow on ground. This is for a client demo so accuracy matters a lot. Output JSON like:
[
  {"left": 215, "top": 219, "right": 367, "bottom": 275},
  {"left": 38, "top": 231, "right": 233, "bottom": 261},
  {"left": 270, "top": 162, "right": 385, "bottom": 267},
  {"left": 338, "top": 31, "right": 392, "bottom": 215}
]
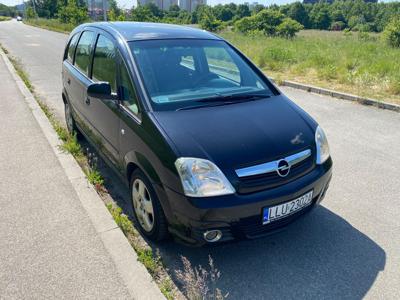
[{"left": 88, "top": 141, "right": 385, "bottom": 300}]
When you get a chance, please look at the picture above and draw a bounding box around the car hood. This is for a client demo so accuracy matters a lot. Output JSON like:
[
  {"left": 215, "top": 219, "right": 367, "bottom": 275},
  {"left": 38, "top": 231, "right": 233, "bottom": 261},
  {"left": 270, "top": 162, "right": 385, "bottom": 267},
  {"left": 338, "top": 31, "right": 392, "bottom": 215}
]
[{"left": 152, "top": 95, "right": 317, "bottom": 179}]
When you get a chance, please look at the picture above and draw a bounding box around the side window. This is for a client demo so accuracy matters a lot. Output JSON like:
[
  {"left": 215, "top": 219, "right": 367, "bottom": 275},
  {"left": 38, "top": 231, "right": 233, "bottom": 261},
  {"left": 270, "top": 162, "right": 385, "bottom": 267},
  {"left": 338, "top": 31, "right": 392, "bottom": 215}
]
[
  {"left": 67, "top": 33, "right": 80, "bottom": 63},
  {"left": 74, "top": 31, "right": 95, "bottom": 76},
  {"left": 180, "top": 55, "right": 195, "bottom": 71},
  {"left": 204, "top": 47, "right": 241, "bottom": 83},
  {"left": 120, "top": 60, "right": 139, "bottom": 115},
  {"left": 92, "top": 35, "right": 117, "bottom": 93}
]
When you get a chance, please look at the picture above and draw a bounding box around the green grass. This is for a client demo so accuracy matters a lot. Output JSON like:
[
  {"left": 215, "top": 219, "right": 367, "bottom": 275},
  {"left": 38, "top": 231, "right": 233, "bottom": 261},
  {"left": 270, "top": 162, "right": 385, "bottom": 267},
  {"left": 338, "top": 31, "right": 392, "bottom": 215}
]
[
  {"left": 24, "top": 18, "right": 75, "bottom": 33},
  {"left": 0, "top": 16, "right": 11, "bottom": 22},
  {"left": 220, "top": 30, "right": 400, "bottom": 104}
]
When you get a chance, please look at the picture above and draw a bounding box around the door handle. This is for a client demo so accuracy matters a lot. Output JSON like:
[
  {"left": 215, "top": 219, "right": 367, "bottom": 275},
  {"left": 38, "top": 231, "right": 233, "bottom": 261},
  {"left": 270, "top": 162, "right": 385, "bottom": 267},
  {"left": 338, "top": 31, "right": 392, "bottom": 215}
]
[
  {"left": 85, "top": 97, "right": 90, "bottom": 105},
  {"left": 67, "top": 78, "right": 71, "bottom": 85}
]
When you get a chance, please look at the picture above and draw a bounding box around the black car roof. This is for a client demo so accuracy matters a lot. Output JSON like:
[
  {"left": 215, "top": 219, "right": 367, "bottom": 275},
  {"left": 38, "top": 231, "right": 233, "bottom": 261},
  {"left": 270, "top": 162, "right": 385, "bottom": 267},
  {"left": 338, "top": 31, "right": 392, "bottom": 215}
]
[{"left": 83, "top": 22, "right": 222, "bottom": 41}]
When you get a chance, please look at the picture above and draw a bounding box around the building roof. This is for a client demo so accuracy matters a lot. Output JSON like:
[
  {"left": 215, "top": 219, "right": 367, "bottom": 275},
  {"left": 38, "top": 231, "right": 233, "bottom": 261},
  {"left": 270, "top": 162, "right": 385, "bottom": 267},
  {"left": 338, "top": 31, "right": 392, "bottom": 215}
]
[{"left": 86, "top": 22, "right": 221, "bottom": 41}]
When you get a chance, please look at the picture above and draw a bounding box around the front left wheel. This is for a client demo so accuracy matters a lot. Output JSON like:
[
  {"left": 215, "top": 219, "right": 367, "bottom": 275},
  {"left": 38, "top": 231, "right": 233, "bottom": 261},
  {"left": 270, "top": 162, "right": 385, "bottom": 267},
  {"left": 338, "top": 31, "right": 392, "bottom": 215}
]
[{"left": 130, "top": 169, "right": 168, "bottom": 241}]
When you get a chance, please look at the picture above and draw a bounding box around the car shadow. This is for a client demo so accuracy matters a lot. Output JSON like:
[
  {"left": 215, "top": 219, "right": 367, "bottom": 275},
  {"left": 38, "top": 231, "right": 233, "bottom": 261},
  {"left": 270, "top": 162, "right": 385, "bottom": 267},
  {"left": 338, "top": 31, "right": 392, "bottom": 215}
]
[
  {"left": 154, "top": 206, "right": 385, "bottom": 299},
  {"left": 87, "top": 143, "right": 385, "bottom": 299}
]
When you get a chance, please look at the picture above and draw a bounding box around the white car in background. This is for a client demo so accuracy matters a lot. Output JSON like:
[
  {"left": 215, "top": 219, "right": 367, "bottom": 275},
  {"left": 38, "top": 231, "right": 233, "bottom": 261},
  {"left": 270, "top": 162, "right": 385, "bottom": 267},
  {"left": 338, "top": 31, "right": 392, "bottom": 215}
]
[{"left": 16, "top": 16, "right": 22, "bottom": 21}]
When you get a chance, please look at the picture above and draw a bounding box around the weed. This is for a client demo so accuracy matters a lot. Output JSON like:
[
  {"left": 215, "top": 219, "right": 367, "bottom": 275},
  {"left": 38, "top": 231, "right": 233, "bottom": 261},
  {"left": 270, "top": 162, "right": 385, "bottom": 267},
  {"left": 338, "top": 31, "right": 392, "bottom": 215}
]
[
  {"left": 176, "top": 255, "right": 227, "bottom": 300},
  {"left": 24, "top": 18, "right": 75, "bottom": 33},
  {"left": 106, "top": 204, "right": 136, "bottom": 236},
  {"left": 160, "top": 278, "right": 175, "bottom": 300},
  {"left": 8, "top": 56, "right": 33, "bottom": 92},
  {"left": 136, "top": 248, "right": 161, "bottom": 276}
]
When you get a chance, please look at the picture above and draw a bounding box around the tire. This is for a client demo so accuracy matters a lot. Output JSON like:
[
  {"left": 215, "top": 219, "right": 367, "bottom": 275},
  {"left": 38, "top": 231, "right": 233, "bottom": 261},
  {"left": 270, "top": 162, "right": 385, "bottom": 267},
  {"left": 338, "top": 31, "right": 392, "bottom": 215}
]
[
  {"left": 64, "top": 101, "right": 80, "bottom": 137},
  {"left": 130, "top": 169, "right": 168, "bottom": 241}
]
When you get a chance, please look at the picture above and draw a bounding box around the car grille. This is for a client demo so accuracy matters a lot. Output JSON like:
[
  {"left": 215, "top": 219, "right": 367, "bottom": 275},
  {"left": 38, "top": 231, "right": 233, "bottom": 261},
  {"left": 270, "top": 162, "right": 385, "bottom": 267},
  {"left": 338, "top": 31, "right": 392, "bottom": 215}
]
[{"left": 236, "top": 152, "right": 315, "bottom": 194}]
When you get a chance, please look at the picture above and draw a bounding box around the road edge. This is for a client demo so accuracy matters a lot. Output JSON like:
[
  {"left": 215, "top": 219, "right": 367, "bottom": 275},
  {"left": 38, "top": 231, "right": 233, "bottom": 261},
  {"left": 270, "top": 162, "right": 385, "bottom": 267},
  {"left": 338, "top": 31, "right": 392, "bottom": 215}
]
[
  {"left": 280, "top": 80, "right": 400, "bottom": 113},
  {"left": 0, "top": 47, "right": 165, "bottom": 300}
]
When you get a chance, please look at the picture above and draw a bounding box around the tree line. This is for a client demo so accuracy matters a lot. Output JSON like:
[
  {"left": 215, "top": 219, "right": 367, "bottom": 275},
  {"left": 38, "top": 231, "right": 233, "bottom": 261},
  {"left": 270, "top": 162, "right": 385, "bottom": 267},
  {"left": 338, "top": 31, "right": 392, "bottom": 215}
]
[{"left": 8, "top": 0, "right": 400, "bottom": 45}]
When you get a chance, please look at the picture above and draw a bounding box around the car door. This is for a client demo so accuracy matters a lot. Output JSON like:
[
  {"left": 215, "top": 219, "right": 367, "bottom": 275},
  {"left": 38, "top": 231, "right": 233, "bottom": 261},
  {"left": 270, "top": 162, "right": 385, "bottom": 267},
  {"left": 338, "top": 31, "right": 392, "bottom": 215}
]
[
  {"left": 68, "top": 30, "right": 97, "bottom": 131},
  {"left": 116, "top": 55, "right": 144, "bottom": 171},
  {"left": 62, "top": 31, "right": 87, "bottom": 125},
  {"left": 85, "top": 32, "right": 121, "bottom": 166}
]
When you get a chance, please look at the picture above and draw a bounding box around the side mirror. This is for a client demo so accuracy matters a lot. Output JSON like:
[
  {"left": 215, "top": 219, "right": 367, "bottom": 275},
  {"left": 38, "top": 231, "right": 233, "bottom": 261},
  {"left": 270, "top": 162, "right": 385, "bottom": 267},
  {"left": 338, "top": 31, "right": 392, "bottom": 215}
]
[{"left": 87, "top": 82, "right": 112, "bottom": 100}]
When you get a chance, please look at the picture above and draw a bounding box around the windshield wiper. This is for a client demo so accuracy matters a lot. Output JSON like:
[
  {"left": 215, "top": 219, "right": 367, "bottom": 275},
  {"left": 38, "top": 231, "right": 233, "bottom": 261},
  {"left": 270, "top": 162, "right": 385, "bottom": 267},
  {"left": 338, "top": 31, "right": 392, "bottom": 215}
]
[
  {"left": 195, "top": 92, "right": 272, "bottom": 103},
  {"left": 176, "top": 93, "right": 272, "bottom": 111}
]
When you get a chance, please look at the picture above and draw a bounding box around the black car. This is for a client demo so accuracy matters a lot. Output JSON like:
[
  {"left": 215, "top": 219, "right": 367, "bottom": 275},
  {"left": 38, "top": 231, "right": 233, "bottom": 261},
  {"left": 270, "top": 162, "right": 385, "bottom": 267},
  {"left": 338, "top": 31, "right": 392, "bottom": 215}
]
[{"left": 62, "top": 22, "right": 332, "bottom": 245}]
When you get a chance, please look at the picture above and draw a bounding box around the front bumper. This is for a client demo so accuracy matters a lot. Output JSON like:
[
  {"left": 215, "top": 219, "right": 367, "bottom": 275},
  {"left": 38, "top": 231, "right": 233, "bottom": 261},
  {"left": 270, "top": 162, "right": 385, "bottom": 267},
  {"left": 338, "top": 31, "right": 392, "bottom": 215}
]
[{"left": 163, "top": 158, "right": 332, "bottom": 246}]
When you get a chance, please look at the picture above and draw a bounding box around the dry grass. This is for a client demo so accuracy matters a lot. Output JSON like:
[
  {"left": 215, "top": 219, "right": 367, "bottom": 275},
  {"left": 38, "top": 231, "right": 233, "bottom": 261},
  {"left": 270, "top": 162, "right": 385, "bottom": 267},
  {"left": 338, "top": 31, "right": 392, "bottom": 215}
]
[{"left": 221, "top": 30, "right": 400, "bottom": 105}]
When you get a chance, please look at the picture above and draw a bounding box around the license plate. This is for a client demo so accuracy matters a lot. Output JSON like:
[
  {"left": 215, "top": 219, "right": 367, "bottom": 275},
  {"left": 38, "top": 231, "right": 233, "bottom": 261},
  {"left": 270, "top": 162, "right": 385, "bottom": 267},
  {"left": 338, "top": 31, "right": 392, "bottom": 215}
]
[{"left": 262, "top": 191, "right": 313, "bottom": 225}]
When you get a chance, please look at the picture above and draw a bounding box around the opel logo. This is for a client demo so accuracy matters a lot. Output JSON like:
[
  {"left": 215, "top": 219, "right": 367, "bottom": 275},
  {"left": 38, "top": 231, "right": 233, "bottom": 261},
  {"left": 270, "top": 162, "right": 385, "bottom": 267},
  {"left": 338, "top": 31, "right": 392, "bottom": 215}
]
[{"left": 277, "top": 159, "right": 290, "bottom": 177}]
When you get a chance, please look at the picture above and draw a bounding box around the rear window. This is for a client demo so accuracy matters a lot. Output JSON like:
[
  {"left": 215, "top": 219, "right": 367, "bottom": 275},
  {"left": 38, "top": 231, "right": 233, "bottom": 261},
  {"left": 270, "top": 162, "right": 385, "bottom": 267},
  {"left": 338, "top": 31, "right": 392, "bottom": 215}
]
[
  {"left": 74, "top": 31, "right": 95, "bottom": 76},
  {"left": 67, "top": 33, "right": 80, "bottom": 63},
  {"left": 92, "top": 35, "right": 117, "bottom": 93}
]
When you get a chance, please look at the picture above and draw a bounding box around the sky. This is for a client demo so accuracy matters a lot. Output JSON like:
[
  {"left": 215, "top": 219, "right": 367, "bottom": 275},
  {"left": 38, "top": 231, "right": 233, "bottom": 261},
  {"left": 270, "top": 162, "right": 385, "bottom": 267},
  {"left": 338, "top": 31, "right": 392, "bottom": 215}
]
[{"left": 1, "top": 0, "right": 397, "bottom": 9}]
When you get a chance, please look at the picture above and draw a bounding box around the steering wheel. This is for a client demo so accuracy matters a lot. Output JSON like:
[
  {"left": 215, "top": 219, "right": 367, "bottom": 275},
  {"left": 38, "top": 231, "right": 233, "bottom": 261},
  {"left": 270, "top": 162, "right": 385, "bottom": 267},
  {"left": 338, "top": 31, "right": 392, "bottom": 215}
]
[{"left": 192, "top": 72, "right": 219, "bottom": 87}]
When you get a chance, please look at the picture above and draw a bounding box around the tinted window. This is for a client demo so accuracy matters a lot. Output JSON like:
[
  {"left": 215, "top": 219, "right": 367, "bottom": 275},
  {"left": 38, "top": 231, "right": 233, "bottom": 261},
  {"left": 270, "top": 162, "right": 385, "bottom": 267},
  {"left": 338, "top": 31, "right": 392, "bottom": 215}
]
[
  {"left": 120, "top": 61, "right": 139, "bottom": 115},
  {"left": 67, "top": 33, "right": 80, "bottom": 63},
  {"left": 130, "top": 39, "right": 273, "bottom": 111},
  {"left": 75, "top": 31, "right": 95, "bottom": 76},
  {"left": 92, "top": 35, "right": 117, "bottom": 93}
]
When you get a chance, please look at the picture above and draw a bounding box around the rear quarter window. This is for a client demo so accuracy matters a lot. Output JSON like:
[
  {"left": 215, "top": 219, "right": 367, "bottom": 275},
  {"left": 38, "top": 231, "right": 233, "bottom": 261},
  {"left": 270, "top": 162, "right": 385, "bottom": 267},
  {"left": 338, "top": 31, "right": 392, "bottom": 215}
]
[{"left": 74, "top": 31, "right": 95, "bottom": 76}]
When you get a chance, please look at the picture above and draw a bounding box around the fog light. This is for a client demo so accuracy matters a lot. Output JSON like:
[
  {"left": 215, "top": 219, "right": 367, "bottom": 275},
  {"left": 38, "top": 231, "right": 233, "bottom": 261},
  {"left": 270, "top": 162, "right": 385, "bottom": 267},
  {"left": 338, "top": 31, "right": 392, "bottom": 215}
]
[{"left": 203, "top": 230, "right": 222, "bottom": 242}]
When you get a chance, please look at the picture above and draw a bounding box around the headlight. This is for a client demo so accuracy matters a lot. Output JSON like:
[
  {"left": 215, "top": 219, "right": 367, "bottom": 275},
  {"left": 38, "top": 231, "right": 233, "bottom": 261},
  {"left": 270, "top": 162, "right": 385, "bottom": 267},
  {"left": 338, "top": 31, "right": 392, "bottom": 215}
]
[
  {"left": 175, "top": 158, "right": 235, "bottom": 197},
  {"left": 315, "top": 126, "right": 330, "bottom": 164}
]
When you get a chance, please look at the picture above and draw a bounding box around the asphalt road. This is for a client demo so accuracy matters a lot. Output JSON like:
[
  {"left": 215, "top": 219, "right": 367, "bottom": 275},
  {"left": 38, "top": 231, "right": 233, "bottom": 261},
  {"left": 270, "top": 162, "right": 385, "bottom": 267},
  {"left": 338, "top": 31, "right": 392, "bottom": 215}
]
[{"left": 1, "top": 20, "right": 399, "bottom": 299}]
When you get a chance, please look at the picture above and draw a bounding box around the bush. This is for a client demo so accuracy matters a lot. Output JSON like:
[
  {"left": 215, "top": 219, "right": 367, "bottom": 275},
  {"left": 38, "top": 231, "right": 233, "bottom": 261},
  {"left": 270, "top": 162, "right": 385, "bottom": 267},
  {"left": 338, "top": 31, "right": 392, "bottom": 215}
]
[
  {"left": 57, "top": 0, "right": 88, "bottom": 25},
  {"left": 199, "top": 12, "right": 225, "bottom": 32},
  {"left": 234, "top": 16, "right": 256, "bottom": 33},
  {"left": 276, "top": 18, "right": 304, "bottom": 39},
  {"left": 383, "top": 17, "right": 400, "bottom": 48},
  {"left": 330, "top": 21, "right": 346, "bottom": 31},
  {"left": 234, "top": 9, "right": 301, "bottom": 38}
]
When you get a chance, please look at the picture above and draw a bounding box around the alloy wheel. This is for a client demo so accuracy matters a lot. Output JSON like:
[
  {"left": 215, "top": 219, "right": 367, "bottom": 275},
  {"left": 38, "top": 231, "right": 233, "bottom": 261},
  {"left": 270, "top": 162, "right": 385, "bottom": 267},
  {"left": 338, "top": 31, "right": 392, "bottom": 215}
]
[{"left": 132, "top": 178, "right": 155, "bottom": 232}]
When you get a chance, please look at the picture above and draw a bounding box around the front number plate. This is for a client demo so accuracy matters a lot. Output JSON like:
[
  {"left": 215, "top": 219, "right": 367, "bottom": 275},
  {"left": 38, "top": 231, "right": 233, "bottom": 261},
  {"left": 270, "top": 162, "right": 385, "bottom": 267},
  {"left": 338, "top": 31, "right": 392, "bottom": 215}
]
[{"left": 262, "top": 191, "right": 313, "bottom": 225}]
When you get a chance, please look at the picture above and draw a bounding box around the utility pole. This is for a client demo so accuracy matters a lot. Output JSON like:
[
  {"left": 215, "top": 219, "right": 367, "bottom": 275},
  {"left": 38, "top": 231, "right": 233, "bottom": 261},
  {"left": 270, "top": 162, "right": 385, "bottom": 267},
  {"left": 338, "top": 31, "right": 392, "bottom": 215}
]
[{"left": 102, "top": 0, "right": 107, "bottom": 21}]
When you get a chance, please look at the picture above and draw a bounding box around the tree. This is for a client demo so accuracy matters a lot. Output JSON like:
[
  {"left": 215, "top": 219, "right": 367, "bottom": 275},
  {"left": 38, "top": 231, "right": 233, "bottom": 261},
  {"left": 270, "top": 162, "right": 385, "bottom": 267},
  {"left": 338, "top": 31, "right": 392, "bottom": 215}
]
[
  {"left": 287, "top": 2, "right": 309, "bottom": 27},
  {"left": 57, "top": 0, "right": 87, "bottom": 25},
  {"left": 25, "top": 6, "right": 37, "bottom": 19},
  {"left": 199, "top": 9, "right": 224, "bottom": 32},
  {"left": 276, "top": 18, "right": 304, "bottom": 38},
  {"left": 107, "top": 0, "right": 121, "bottom": 20},
  {"left": 383, "top": 16, "right": 400, "bottom": 47},
  {"left": 130, "top": 5, "right": 158, "bottom": 22},
  {"left": 254, "top": 9, "right": 285, "bottom": 36},
  {"left": 309, "top": 4, "right": 331, "bottom": 30},
  {"left": 236, "top": 4, "right": 250, "bottom": 19}
]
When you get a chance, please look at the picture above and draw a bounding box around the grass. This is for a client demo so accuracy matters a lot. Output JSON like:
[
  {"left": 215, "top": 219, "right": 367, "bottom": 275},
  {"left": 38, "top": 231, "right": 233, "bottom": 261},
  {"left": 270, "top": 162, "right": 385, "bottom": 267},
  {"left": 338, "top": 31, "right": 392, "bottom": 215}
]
[
  {"left": 106, "top": 204, "right": 178, "bottom": 300},
  {"left": 220, "top": 30, "right": 400, "bottom": 105},
  {"left": 0, "top": 16, "right": 11, "bottom": 22},
  {"left": 24, "top": 18, "right": 76, "bottom": 33}
]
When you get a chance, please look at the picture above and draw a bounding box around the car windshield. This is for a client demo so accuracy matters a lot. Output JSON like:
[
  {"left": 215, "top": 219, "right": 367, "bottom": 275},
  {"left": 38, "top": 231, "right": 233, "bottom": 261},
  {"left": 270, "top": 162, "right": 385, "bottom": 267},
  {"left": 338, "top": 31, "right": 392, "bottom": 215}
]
[{"left": 129, "top": 39, "right": 275, "bottom": 111}]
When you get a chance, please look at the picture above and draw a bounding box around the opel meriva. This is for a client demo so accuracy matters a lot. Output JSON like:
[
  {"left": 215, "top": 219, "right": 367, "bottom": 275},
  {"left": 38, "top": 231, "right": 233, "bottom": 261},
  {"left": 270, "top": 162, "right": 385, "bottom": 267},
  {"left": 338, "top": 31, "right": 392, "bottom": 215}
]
[{"left": 62, "top": 22, "right": 332, "bottom": 245}]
